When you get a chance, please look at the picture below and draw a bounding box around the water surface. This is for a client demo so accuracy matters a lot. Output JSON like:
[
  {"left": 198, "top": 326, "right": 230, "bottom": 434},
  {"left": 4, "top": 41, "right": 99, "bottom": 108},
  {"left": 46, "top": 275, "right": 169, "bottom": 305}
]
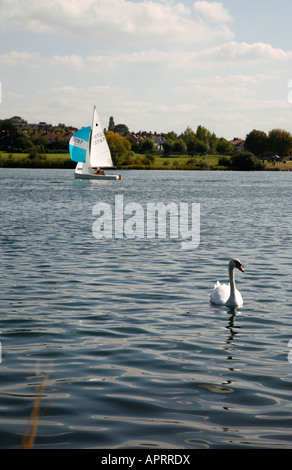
[{"left": 0, "top": 168, "right": 291, "bottom": 448}]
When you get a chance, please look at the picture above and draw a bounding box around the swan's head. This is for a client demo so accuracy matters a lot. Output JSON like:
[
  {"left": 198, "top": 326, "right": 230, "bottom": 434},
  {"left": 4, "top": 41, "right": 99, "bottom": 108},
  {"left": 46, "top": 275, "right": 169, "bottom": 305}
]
[{"left": 230, "top": 258, "right": 244, "bottom": 272}]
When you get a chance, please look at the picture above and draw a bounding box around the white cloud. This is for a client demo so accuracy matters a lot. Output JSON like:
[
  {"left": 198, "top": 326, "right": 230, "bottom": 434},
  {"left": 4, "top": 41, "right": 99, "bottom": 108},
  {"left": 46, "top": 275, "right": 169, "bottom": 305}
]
[
  {"left": 2, "top": 41, "right": 290, "bottom": 76},
  {"left": 216, "top": 73, "right": 279, "bottom": 85},
  {"left": 195, "top": 41, "right": 292, "bottom": 65},
  {"left": 4, "top": 91, "right": 23, "bottom": 100},
  {"left": 50, "top": 54, "right": 85, "bottom": 69},
  {"left": 0, "top": 50, "right": 41, "bottom": 66},
  {"left": 42, "top": 41, "right": 292, "bottom": 75},
  {"left": 193, "top": 1, "right": 233, "bottom": 23},
  {"left": 93, "top": 41, "right": 292, "bottom": 71},
  {"left": 185, "top": 84, "right": 255, "bottom": 100},
  {"left": 231, "top": 98, "right": 290, "bottom": 111},
  {"left": 155, "top": 103, "right": 198, "bottom": 113},
  {"left": 182, "top": 74, "right": 280, "bottom": 94},
  {"left": 37, "top": 84, "right": 113, "bottom": 109},
  {"left": 0, "top": 0, "right": 234, "bottom": 45}
]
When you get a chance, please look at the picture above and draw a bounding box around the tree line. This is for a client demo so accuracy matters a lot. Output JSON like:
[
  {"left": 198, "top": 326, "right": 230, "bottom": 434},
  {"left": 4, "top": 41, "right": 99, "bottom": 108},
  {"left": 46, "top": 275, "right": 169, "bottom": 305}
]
[
  {"left": 244, "top": 129, "right": 292, "bottom": 157},
  {"left": 159, "top": 126, "right": 292, "bottom": 158},
  {"left": 108, "top": 124, "right": 292, "bottom": 160},
  {"left": 1, "top": 117, "right": 292, "bottom": 164},
  {"left": 0, "top": 119, "right": 69, "bottom": 153}
]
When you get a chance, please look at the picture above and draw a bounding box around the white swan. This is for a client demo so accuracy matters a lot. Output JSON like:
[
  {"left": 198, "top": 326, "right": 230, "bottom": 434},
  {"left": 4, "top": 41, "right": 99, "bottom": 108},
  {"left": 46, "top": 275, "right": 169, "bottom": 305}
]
[{"left": 209, "top": 258, "right": 244, "bottom": 307}]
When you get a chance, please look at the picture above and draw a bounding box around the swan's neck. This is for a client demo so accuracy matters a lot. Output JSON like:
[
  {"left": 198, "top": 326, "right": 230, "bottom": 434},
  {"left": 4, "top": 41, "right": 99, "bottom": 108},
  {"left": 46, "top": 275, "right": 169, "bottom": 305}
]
[{"left": 228, "top": 265, "right": 236, "bottom": 304}]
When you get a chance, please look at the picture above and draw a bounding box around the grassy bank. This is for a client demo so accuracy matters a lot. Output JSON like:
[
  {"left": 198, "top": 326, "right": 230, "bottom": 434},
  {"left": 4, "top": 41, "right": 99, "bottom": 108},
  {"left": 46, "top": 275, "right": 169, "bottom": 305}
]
[
  {"left": 0, "top": 152, "right": 75, "bottom": 168},
  {"left": 120, "top": 153, "right": 222, "bottom": 170},
  {"left": 0, "top": 151, "right": 291, "bottom": 170},
  {"left": 0, "top": 151, "right": 221, "bottom": 170}
]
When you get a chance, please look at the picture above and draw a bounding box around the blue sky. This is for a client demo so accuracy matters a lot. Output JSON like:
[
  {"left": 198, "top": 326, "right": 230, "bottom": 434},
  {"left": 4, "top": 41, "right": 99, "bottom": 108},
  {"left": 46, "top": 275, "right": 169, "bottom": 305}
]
[{"left": 1, "top": 0, "right": 292, "bottom": 139}]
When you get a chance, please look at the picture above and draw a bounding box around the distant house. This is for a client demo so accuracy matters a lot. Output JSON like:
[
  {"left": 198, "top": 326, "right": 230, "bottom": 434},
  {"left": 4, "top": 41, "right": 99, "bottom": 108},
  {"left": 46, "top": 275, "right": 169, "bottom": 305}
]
[
  {"left": 128, "top": 131, "right": 165, "bottom": 151},
  {"left": 152, "top": 134, "right": 165, "bottom": 151},
  {"left": 21, "top": 123, "right": 77, "bottom": 142},
  {"left": 28, "top": 122, "right": 53, "bottom": 129},
  {"left": 230, "top": 138, "right": 245, "bottom": 152}
]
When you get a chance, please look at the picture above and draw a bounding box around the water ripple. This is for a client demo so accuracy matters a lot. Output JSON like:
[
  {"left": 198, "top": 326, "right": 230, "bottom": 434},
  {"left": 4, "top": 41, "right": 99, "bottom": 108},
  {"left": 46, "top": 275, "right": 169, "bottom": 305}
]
[{"left": 0, "top": 169, "right": 292, "bottom": 448}]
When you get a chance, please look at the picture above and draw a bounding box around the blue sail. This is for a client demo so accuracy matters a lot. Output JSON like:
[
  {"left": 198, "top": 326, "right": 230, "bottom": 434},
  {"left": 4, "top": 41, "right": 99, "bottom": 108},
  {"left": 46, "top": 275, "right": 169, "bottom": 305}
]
[{"left": 69, "top": 126, "right": 91, "bottom": 163}]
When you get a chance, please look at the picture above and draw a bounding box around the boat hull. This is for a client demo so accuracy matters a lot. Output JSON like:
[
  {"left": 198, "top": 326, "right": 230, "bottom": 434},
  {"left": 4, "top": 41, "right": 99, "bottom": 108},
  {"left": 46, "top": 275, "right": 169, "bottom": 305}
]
[{"left": 74, "top": 173, "right": 121, "bottom": 180}]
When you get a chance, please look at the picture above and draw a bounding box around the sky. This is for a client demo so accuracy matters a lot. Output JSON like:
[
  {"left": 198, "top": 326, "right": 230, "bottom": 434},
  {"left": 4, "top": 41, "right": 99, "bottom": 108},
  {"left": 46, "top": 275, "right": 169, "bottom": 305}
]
[{"left": 1, "top": 0, "right": 292, "bottom": 139}]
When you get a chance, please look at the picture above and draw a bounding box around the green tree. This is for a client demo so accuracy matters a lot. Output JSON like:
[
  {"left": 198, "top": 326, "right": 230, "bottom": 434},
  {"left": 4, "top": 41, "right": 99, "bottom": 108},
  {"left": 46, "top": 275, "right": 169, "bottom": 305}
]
[
  {"left": 0, "top": 120, "right": 35, "bottom": 152},
  {"left": 217, "top": 138, "right": 234, "bottom": 155},
  {"left": 47, "top": 137, "right": 68, "bottom": 152},
  {"left": 106, "top": 131, "right": 131, "bottom": 166},
  {"left": 186, "top": 139, "right": 197, "bottom": 155},
  {"left": 0, "top": 120, "right": 19, "bottom": 151},
  {"left": 199, "top": 160, "right": 210, "bottom": 170},
  {"left": 196, "top": 125, "right": 209, "bottom": 142},
  {"left": 218, "top": 156, "right": 231, "bottom": 167},
  {"left": 268, "top": 129, "right": 292, "bottom": 156},
  {"left": 230, "top": 151, "right": 266, "bottom": 171},
  {"left": 195, "top": 125, "right": 217, "bottom": 153},
  {"left": 32, "top": 136, "right": 48, "bottom": 153},
  {"left": 143, "top": 154, "right": 155, "bottom": 165},
  {"left": 245, "top": 129, "right": 268, "bottom": 156},
  {"left": 181, "top": 126, "right": 197, "bottom": 155},
  {"left": 163, "top": 140, "right": 173, "bottom": 155},
  {"left": 14, "top": 134, "right": 34, "bottom": 152},
  {"left": 114, "top": 123, "right": 129, "bottom": 135},
  {"left": 163, "top": 131, "right": 177, "bottom": 141},
  {"left": 126, "top": 135, "right": 140, "bottom": 153},
  {"left": 10, "top": 116, "right": 28, "bottom": 125},
  {"left": 195, "top": 140, "right": 209, "bottom": 155},
  {"left": 140, "top": 138, "right": 155, "bottom": 154},
  {"left": 173, "top": 139, "right": 187, "bottom": 154},
  {"left": 209, "top": 132, "right": 217, "bottom": 154}
]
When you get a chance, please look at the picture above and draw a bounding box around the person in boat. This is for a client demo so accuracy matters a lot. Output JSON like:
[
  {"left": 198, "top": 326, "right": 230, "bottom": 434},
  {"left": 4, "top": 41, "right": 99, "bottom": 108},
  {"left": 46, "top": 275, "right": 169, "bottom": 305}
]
[{"left": 92, "top": 167, "right": 106, "bottom": 175}]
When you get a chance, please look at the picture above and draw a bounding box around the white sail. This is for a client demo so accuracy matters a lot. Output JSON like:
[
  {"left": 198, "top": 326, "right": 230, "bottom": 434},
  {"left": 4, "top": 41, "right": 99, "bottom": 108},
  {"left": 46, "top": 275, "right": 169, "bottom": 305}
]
[
  {"left": 71, "top": 106, "right": 121, "bottom": 180},
  {"left": 90, "top": 107, "right": 114, "bottom": 168},
  {"left": 78, "top": 146, "right": 92, "bottom": 174}
]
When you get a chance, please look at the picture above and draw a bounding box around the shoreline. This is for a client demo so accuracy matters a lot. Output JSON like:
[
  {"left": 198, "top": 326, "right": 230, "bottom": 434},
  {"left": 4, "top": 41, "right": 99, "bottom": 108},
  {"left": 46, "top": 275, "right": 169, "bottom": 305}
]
[
  {"left": 0, "top": 165, "right": 291, "bottom": 172},
  {"left": 0, "top": 152, "right": 291, "bottom": 171}
]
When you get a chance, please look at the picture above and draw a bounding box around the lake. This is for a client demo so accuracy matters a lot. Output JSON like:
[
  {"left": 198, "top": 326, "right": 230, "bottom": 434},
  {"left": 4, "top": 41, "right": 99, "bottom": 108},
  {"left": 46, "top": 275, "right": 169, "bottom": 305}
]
[{"left": 0, "top": 168, "right": 291, "bottom": 449}]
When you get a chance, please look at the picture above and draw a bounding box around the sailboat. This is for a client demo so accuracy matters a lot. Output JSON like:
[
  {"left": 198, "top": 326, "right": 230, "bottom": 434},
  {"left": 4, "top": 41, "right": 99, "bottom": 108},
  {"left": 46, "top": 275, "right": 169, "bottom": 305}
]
[{"left": 69, "top": 106, "right": 121, "bottom": 180}]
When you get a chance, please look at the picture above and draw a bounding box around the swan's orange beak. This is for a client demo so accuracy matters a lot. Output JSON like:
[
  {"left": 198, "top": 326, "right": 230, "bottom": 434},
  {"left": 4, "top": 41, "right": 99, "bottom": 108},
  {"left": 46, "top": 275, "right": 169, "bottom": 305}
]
[{"left": 236, "top": 263, "right": 244, "bottom": 272}]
